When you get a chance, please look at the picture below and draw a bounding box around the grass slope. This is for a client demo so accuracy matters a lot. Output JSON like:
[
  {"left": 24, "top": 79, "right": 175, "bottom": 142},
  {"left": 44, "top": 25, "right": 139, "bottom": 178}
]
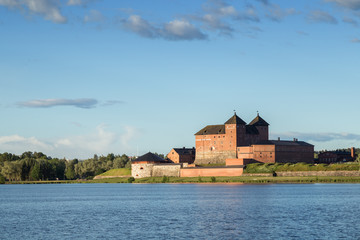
[
  {"left": 99, "top": 168, "right": 131, "bottom": 176},
  {"left": 244, "top": 162, "right": 360, "bottom": 173}
]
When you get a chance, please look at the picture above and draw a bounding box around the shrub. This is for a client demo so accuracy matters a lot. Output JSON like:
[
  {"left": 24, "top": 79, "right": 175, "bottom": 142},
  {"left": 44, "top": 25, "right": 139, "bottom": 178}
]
[
  {"left": 162, "top": 176, "right": 169, "bottom": 183},
  {"left": 0, "top": 174, "right": 5, "bottom": 184},
  {"left": 211, "top": 177, "right": 216, "bottom": 182},
  {"left": 127, "top": 177, "right": 135, "bottom": 183},
  {"left": 198, "top": 176, "right": 202, "bottom": 182}
]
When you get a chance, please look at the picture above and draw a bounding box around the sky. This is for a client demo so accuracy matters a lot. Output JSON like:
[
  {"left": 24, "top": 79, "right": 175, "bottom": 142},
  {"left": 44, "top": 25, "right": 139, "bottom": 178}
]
[{"left": 1, "top": 0, "right": 360, "bottom": 159}]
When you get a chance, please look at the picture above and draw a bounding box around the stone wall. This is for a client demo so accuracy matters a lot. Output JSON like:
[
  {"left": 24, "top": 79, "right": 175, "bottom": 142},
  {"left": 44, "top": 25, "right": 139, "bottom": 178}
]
[
  {"left": 152, "top": 164, "right": 181, "bottom": 177},
  {"left": 276, "top": 171, "right": 360, "bottom": 177},
  {"left": 180, "top": 167, "right": 243, "bottom": 177},
  {"left": 194, "top": 150, "right": 236, "bottom": 165},
  {"left": 132, "top": 164, "right": 154, "bottom": 178}
]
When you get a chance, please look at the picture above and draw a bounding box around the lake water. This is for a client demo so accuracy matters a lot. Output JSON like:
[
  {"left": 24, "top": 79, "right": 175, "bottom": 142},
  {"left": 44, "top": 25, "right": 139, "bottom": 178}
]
[{"left": 0, "top": 183, "right": 359, "bottom": 240}]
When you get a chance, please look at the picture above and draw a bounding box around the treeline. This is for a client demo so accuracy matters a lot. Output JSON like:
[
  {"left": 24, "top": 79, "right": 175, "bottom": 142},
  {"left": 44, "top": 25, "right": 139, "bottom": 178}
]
[{"left": 0, "top": 152, "right": 132, "bottom": 182}]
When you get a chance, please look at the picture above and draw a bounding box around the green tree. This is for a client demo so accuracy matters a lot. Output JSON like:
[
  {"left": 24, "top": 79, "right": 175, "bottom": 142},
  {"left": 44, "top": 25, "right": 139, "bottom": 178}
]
[
  {"left": 0, "top": 173, "right": 5, "bottom": 184},
  {"left": 30, "top": 163, "right": 41, "bottom": 181}
]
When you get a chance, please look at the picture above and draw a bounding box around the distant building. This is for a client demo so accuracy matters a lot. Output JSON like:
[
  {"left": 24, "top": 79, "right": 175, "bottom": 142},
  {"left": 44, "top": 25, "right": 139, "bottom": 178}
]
[
  {"left": 194, "top": 113, "right": 314, "bottom": 165},
  {"left": 318, "top": 148, "right": 356, "bottom": 163},
  {"left": 237, "top": 140, "right": 314, "bottom": 164},
  {"left": 131, "top": 152, "right": 181, "bottom": 178},
  {"left": 167, "top": 147, "right": 195, "bottom": 164}
]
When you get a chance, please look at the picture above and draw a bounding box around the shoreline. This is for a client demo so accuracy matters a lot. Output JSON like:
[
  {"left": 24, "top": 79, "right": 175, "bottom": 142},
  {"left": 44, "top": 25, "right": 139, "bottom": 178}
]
[{"left": 4, "top": 175, "right": 360, "bottom": 184}]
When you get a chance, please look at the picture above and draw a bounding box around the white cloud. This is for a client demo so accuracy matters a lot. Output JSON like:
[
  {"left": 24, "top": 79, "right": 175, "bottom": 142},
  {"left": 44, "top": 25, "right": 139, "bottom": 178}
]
[
  {"left": 0, "top": 135, "right": 54, "bottom": 153},
  {"left": 272, "top": 131, "right": 360, "bottom": 142},
  {"left": 17, "top": 98, "right": 98, "bottom": 108},
  {"left": 343, "top": 16, "right": 358, "bottom": 26},
  {"left": 122, "top": 15, "right": 207, "bottom": 41},
  {"left": 122, "top": 15, "right": 157, "bottom": 38},
  {"left": 163, "top": 20, "right": 207, "bottom": 40},
  {"left": 266, "top": 4, "right": 298, "bottom": 22},
  {"left": 326, "top": 0, "right": 360, "bottom": 10},
  {"left": 0, "top": 0, "right": 67, "bottom": 23},
  {"left": 0, "top": 125, "right": 141, "bottom": 159},
  {"left": 84, "top": 9, "right": 104, "bottom": 23},
  {"left": 67, "top": 0, "right": 82, "bottom": 5},
  {"left": 67, "top": 0, "right": 97, "bottom": 7},
  {"left": 307, "top": 10, "right": 338, "bottom": 24}
]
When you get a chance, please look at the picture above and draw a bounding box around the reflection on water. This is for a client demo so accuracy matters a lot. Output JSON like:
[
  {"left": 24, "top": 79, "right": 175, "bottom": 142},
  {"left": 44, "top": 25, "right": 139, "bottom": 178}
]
[{"left": 0, "top": 184, "right": 359, "bottom": 239}]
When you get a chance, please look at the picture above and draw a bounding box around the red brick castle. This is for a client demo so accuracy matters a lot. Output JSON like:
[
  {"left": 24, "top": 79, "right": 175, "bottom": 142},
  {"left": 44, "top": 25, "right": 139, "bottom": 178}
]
[{"left": 194, "top": 113, "right": 313, "bottom": 165}]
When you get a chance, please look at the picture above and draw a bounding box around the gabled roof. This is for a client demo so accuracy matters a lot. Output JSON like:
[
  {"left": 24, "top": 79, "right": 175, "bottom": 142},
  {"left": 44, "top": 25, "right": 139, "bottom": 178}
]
[
  {"left": 249, "top": 114, "right": 269, "bottom": 126},
  {"left": 132, "top": 152, "right": 165, "bottom": 162},
  {"left": 173, "top": 148, "right": 195, "bottom": 155},
  {"left": 224, "top": 113, "right": 246, "bottom": 125},
  {"left": 195, "top": 125, "right": 225, "bottom": 135}
]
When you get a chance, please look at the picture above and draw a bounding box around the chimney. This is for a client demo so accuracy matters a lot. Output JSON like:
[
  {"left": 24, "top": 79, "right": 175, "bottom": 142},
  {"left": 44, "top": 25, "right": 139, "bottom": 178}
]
[
  {"left": 278, "top": 137, "right": 280, "bottom": 141},
  {"left": 351, "top": 147, "right": 356, "bottom": 158}
]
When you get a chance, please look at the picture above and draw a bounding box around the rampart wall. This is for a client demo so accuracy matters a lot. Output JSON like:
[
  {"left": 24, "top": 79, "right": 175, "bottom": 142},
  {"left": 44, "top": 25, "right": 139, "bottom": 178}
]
[
  {"left": 180, "top": 167, "right": 243, "bottom": 177},
  {"left": 152, "top": 164, "right": 181, "bottom": 177}
]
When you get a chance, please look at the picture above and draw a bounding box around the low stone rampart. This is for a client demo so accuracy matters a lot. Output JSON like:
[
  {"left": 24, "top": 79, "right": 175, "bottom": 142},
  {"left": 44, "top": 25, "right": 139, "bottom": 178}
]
[
  {"left": 276, "top": 171, "right": 360, "bottom": 177},
  {"left": 180, "top": 167, "right": 243, "bottom": 177},
  {"left": 152, "top": 164, "right": 181, "bottom": 177}
]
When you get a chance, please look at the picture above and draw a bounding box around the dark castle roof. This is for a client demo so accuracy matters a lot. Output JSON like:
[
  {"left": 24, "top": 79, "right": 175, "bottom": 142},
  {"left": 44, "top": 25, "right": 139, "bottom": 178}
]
[
  {"left": 195, "top": 113, "right": 269, "bottom": 135},
  {"left": 224, "top": 114, "right": 246, "bottom": 125},
  {"left": 254, "top": 140, "right": 313, "bottom": 147},
  {"left": 195, "top": 125, "right": 225, "bottom": 135},
  {"left": 132, "top": 152, "right": 165, "bottom": 162},
  {"left": 173, "top": 148, "right": 195, "bottom": 155},
  {"left": 249, "top": 114, "right": 269, "bottom": 126}
]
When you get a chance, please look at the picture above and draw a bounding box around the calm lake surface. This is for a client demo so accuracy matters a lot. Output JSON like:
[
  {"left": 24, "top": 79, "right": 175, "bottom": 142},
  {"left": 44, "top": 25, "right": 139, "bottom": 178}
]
[{"left": 1, "top": 183, "right": 359, "bottom": 240}]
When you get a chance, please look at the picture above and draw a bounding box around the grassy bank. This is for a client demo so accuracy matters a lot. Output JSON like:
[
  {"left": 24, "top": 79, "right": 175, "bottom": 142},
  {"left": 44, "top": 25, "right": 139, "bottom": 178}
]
[
  {"left": 6, "top": 175, "right": 360, "bottom": 184},
  {"left": 244, "top": 162, "right": 360, "bottom": 173},
  {"left": 98, "top": 168, "right": 131, "bottom": 176}
]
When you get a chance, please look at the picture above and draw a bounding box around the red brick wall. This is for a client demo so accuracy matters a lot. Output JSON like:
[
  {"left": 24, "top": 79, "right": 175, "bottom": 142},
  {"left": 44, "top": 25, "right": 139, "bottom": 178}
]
[{"left": 180, "top": 167, "right": 243, "bottom": 177}]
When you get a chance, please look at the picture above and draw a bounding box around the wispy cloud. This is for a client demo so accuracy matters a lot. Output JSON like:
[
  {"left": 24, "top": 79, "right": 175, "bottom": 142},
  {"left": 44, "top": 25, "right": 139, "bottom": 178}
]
[
  {"left": 265, "top": 4, "right": 298, "bottom": 22},
  {"left": 0, "top": 0, "right": 67, "bottom": 23},
  {"left": 83, "top": 9, "right": 104, "bottom": 23},
  {"left": 325, "top": 0, "right": 360, "bottom": 10},
  {"left": 122, "top": 15, "right": 207, "bottom": 41},
  {"left": 101, "top": 100, "right": 125, "bottom": 107},
  {"left": 351, "top": 37, "right": 360, "bottom": 42},
  {"left": 343, "top": 16, "right": 358, "bottom": 26},
  {"left": 272, "top": 131, "right": 360, "bottom": 142},
  {"left": 307, "top": 10, "right": 338, "bottom": 24},
  {"left": 0, "top": 125, "right": 141, "bottom": 159},
  {"left": 17, "top": 98, "right": 98, "bottom": 109}
]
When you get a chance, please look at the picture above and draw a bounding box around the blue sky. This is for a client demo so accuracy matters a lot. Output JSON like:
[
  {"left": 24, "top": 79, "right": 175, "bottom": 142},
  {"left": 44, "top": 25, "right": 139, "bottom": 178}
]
[{"left": 1, "top": 0, "right": 360, "bottom": 159}]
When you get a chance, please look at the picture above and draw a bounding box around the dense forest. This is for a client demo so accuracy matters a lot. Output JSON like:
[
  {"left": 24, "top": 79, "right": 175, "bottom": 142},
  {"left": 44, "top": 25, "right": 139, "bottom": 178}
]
[{"left": 0, "top": 151, "right": 136, "bottom": 182}]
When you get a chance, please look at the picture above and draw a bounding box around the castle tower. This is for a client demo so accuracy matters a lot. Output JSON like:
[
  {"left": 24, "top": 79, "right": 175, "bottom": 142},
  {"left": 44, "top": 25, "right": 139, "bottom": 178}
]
[
  {"left": 248, "top": 113, "right": 269, "bottom": 143},
  {"left": 224, "top": 112, "right": 246, "bottom": 148}
]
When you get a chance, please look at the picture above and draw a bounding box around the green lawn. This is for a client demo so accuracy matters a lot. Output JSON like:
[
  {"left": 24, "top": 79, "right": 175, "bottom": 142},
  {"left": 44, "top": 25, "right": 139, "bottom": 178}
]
[
  {"left": 98, "top": 168, "right": 131, "bottom": 176},
  {"left": 244, "top": 162, "right": 360, "bottom": 173}
]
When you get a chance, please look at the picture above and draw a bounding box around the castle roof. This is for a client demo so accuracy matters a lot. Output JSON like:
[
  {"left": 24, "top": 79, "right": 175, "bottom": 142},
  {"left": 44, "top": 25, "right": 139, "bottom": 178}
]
[
  {"left": 132, "top": 152, "right": 165, "bottom": 163},
  {"left": 195, "top": 124, "right": 225, "bottom": 135},
  {"left": 249, "top": 114, "right": 269, "bottom": 126},
  {"left": 224, "top": 113, "right": 246, "bottom": 125},
  {"left": 173, "top": 148, "right": 195, "bottom": 155},
  {"left": 253, "top": 140, "right": 313, "bottom": 147}
]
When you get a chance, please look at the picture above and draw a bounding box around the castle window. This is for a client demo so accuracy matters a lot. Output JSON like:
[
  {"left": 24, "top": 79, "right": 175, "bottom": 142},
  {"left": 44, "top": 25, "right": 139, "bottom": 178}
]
[{"left": 140, "top": 167, "right": 143, "bottom": 170}]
